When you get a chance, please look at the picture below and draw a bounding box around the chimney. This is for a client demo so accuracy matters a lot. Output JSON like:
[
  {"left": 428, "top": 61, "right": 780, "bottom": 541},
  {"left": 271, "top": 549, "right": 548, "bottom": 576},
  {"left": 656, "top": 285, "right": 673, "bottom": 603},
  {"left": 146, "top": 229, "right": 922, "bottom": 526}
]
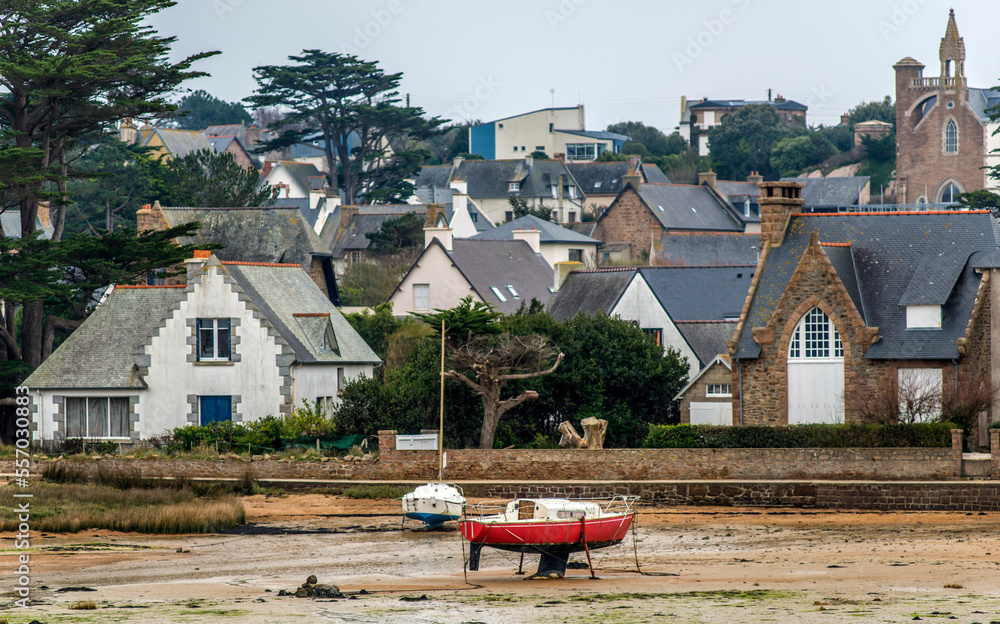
[
  {"left": 424, "top": 224, "right": 453, "bottom": 251},
  {"left": 325, "top": 188, "right": 341, "bottom": 209},
  {"left": 452, "top": 192, "right": 468, "bottom": 217},
  {"left": 758, "top": 181, "right": 804, "bottom": 247},
  {"left": 426, "top": 203, "right": 446, "bottom": 227},
  {"left": 524, "top": 154, "right": 534, "bottom": 167},
  {"left": 623, "top": 173, "right": 642, "bottom": 192},
  {"left": 449, "top": 178, "right": 468, "bottom": 195},
  {"left": 554, "top": 152, "right": 566, "bottom": 163},
  {"left": 186, "top": 249, "right": 212, "bottom": 281},
  {"left": 840, "top": 113, "right": 850, "bottom": 125},
  {"left": 512, "top": 228, "right": 541, "bottom": 254},
  {"left": 246, "top": 125, "right": 260, "bottom": 146},
  {"left": 263, "top": 160, "right": 275, "bottom": 177},
  {"left": 746, "top": 171, "right": 764, "bottom": 187},
  {"left": 452, "top": 156, "right": 464, "bottom": 169},
  {"left": 698, "top": 169, "right": 717, "bottom": 188},
  {"left": 553, "top": 261, "right": 583, "bottom": 292},
  {"left": 628, "top": 155, "right": 641, "bottom": 173},
  {"left": 119, "top": 118, "right": 138, "bottom": 145},
  {"left": 137, "top": 200, "right": 167, "bottom": 232},
  {"left": 774, "top": 94, "right": 785, "bottom": 103},
  {"left": 340, "top": 205, "right": 358, "bottom": 228}
]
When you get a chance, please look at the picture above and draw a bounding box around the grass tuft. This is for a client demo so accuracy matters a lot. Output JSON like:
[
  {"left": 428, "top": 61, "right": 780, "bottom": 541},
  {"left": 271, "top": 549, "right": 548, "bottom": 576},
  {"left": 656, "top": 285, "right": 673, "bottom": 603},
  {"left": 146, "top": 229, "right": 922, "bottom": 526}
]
[
  {"left": 0, "top": 484, "right": 245, "bottom": 534},
  {"left": 340, "top": 484, "right": 411, "bottom": 499},
  {"left": 69, "top": 600, "right": 97, "bottom": 610}
]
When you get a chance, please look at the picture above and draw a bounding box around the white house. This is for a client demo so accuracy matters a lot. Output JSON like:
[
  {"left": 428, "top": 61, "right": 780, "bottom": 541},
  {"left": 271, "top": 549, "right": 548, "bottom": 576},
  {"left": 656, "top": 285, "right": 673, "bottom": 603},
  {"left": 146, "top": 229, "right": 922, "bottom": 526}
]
[
  {"left": 548, "top": 265, "right": 753, "bottom": 379},
  {"left": 25, "top": 253, "right": 380, "bottom": 446},
  {"left": 469, "top": 214, "right": 601, "bottom": 269}
]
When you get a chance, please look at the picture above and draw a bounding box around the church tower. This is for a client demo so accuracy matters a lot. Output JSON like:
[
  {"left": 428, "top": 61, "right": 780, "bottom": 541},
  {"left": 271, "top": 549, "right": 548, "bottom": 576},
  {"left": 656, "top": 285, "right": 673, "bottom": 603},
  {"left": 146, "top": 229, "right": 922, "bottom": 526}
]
[{"left": 894, "top": 10, "right": 987, "bottom": 205}]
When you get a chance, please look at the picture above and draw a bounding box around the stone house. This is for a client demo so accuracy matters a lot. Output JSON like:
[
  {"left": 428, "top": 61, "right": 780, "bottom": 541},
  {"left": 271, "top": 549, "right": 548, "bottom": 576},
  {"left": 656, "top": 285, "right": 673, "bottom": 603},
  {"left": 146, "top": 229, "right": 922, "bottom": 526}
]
[
  {"left": 674, "top": 355, "right": 733, "bottom": 425},
  {"left": 728, "top": 181, "right": 1000, "bottom": 426},
  {"left": 592, "top": 173, "right": 758, "bottom": 263},
  {"left": 24, "top": 253, "right": 380, "bottom": 446},
  {"left": 566, "top": 158, "right": 670, "bottom": 212},
  {"left": 893, "top": 10, "right": 1000, "bottom": 203}
]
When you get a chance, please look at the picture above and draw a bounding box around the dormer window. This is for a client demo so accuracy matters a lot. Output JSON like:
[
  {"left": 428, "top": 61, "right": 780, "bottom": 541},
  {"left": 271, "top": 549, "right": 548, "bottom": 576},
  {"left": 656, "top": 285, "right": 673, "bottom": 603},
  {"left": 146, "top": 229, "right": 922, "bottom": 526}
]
[
  {"left": 508, "top": 182, "right": 520, "bottom": 192},
  {"left": 744, "top": 199, "right": 751, "bottom": 218},
  {"left": 906, "top": 305, "right": 942, "bottom": 329}
]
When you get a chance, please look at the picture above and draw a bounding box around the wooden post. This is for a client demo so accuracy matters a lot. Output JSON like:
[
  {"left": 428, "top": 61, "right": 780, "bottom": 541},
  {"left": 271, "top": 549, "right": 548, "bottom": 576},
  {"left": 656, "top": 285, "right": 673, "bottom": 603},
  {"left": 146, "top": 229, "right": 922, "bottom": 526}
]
[{"left": 438, "top": 319, "right": 445, "bottom": 482}]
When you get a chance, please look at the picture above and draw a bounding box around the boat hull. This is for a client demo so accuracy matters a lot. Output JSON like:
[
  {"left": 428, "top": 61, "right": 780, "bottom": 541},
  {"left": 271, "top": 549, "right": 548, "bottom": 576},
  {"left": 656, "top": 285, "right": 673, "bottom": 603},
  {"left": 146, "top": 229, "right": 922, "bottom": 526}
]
[
  {"left": 459, "top": 513, "right": 634, "bottom": 555},
  {"left": 401, "top": 483, "right": 465, "bottom": 529}
]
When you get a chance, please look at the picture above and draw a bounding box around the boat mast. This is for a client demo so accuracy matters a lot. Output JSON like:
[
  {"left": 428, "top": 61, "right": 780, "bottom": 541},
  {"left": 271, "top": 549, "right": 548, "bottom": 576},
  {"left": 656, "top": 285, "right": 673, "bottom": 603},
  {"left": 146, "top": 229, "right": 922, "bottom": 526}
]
[{"left": 438, "top": 318, "right": 445, "bottom": 482}]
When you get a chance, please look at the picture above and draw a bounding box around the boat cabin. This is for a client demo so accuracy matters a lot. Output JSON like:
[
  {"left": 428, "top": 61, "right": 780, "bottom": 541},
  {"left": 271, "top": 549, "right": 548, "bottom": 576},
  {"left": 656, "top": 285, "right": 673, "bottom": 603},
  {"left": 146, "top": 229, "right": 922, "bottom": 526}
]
[{"left": 503, "top": 499, "right": 602, "bottom": 522}]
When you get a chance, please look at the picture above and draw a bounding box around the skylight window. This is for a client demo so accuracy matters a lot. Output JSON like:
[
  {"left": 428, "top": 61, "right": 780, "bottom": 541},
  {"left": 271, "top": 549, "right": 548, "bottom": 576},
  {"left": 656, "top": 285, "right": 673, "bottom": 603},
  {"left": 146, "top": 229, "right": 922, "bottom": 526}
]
[
  {"left": 594, "top": 181, "right": 602, "bottom": 188},
  {"left": 506, "top": 285, "right": 519, "bottom": 298},
  {"left": 490, "top": 286, "right": 507, "bottom": 302},
  {"left": 657, "top": 205, "right": 664, "bottom": 211}
]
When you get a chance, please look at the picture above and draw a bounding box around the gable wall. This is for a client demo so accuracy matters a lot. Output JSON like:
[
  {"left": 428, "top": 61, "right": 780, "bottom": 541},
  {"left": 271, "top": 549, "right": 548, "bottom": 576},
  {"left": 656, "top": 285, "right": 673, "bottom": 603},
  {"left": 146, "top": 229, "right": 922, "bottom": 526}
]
[
  {"left": 141, "top": 265, "right": 287, "bottom": 437},
  {"left": 734, "top": 242, "right": 972, "bottom": 424},
  {"left": 388, "top": 244, "right": 483, "bottom": 315},
  {"left": 593, "top": 188, "right": 662, "bottom": 261},
  {"left": 611, "top": 276, "right": 699, "bottom": 378},
  {"left": 679, "top": 361, "right": 733, "bottom": 424}
]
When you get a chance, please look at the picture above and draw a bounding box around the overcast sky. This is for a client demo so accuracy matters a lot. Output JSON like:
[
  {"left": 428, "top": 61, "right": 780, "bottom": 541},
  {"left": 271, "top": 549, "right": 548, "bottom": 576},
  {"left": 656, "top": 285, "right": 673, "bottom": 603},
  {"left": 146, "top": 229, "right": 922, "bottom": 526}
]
[{"left": 146, "top": 0, "right": 1000, "bottom": 132}]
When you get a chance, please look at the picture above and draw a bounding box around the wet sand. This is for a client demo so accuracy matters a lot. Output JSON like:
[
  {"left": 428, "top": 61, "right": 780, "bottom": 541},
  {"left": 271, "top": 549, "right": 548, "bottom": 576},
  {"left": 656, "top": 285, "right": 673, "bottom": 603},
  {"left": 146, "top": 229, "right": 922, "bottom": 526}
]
[{"left": 8, "top": 494, "right": 1000, "bottom": 623}]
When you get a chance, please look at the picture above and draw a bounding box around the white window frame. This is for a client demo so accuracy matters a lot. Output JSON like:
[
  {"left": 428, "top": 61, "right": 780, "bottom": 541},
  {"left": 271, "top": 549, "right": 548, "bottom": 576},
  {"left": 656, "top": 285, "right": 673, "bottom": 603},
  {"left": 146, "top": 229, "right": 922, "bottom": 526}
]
[
  {"left": 788, "top": 307, "right": 843, "bottom": 361},
  {"left": 64, "top": 396, "right": 130, "bottom": 439},
  {"left": 944, "top": 118, "right": 958, "bottom": 153},
  {"left": 413, "top": 284, "right": 430, "bottom": 310},
  {"left": 350, "top": 251, "right": 361, "bottom": 263},
  {"left": 906, "top": 305, "right": 942, "bottom": 329},
  {"left": 197, "top": 318, "right": 231, "bottom": 362},
  {"left": 490, "top": 286, "right": 507, "bottom": 302},
  {"left": 508, "top": 182, "right": 520, "bottom": 192},
  {"left": 506, "top": 285, "right": 519, "bottom": 298},
  {"left": 705, "top": 384, "right": 732, "bottom": 398}
]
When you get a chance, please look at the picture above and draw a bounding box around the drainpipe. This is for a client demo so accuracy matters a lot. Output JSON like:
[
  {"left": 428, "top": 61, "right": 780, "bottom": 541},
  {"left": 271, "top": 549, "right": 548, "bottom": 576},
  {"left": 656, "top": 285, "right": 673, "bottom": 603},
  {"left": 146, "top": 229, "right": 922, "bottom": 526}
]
[{"left": 738, "top": 360, "right": 744, "bottom": 425}]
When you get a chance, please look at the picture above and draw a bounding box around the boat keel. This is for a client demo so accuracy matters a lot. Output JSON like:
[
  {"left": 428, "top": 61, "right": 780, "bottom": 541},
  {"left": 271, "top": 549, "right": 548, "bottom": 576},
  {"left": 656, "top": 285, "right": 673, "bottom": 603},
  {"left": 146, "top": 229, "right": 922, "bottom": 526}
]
[
  {"left": 526, "top": 551, "right": 569, "bottom": 579},
  {"left": 468, "top": 543, "right": 483, "bottom": 571}
]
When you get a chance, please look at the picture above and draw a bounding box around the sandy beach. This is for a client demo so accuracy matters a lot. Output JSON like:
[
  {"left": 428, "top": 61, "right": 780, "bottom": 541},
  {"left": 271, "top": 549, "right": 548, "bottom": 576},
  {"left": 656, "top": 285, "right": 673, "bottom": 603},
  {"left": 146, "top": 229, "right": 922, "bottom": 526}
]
[{"left": 8, "top": 494, "right": 1000, "bottom": 623}]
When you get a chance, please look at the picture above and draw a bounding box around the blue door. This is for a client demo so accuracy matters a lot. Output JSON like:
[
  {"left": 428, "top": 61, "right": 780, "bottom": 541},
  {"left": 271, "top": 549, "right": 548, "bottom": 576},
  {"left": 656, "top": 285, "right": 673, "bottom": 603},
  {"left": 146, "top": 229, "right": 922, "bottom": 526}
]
[{"left": 200, "top": 396, "right": 232, "bottom": 425}]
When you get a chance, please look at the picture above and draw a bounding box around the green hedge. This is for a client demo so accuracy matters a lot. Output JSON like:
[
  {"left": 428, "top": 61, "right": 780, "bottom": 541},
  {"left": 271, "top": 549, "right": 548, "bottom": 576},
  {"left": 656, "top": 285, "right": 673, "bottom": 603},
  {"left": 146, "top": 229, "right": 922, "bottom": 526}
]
[{"left": 645, "top": 423, "right": 958, "bottom": 449}]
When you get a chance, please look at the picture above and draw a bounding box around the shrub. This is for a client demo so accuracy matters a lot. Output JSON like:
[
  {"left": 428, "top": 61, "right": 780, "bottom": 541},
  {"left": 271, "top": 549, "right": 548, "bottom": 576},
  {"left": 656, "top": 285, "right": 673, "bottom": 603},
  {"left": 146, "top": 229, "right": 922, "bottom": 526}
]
[
  {"left": 281, "top": 400, "right": 336, "bottom": 438},
  {"left": 644, "top": 423, "right": 957, "bottom": 448},
  {"left": 340, "top": 484, "right": 411, "bottom": 499}
]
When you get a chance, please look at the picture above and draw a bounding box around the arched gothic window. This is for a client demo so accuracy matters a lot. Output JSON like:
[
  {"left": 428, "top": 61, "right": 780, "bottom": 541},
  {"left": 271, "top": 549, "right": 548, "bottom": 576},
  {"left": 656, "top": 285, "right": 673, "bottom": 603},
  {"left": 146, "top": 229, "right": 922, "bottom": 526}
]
[
  {"left": 940, "top": 182, "right": 960, "bottom": 203},
  {"left": 788, "top": 307, "right": 842, "bottom": 359},
  {"left": 945, "top": 119, "right": 958, "bottom": 153}
]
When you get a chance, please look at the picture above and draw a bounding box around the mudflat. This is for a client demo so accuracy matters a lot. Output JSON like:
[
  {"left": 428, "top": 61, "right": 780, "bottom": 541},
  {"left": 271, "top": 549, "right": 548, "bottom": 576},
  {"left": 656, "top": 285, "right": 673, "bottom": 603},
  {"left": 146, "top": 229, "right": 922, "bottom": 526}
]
[{"left": 10, "top": 494, "right": 1000, "bottom": 623}]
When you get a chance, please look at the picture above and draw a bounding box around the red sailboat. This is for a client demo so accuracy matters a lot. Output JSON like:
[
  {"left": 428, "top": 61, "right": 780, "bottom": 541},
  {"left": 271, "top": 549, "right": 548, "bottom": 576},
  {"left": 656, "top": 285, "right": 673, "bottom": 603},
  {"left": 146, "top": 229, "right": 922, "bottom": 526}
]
[{"left": 459, "top": 496, "right": 638, "bottom": 578}]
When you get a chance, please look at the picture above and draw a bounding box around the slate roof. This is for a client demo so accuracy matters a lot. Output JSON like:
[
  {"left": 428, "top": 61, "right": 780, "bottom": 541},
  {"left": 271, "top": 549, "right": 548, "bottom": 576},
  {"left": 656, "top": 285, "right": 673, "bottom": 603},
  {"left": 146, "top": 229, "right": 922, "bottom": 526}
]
[
  {"left": 275, "top": 161, "right": 326, "bottom": 194},
  {"left": 641, "top": 266, "right": 754, "bottom": 322},
  {"left": 566, "top": 162, "right": 671, "bottom": 196},
  {"left": 1, "top": 211, "right": 53, "bottom": 239},
  {"left": 207, "top": 135, "right": 236, "bottom": 153},
  {"left": 438, "top": 239, "right": 554, "bottom": 314},
  {"left": 657, "top": 232, "right": 761, "bottom": 266},
  {"left": 323, "top": 205, "right": 426, "bottom": 257},
  {"left": 691, "top": 98, "right": 808, "bottom": 112},
  {"left": 419, "top": 159, "right": 582, "bottom": 200},
  {"left": 205, "top": 124, "right": 248, "bottom": 144},
  {"left": 781, "top": 176, "right": 870, "bottom": 207},
  {"left": 469, "top": 214, "right": 600, "bottom": 245},
  {"left": 161, "top": 207, "right": 327, "bottom": 269},
  {"left": 225, "top": 263, "right": 379, "bottom": 365},
  {"left": 633, "top": 184, "right": 743, "bottom": 231},
  {"left": 141, "top": 128, "right": 212, "bottom": 158},
  {"left": 967, "top": 87, "right": 1000, "bottom": 123},
  {"left": 711, "top": 180, "right": 762, "bottom": 223},
  {"left": 675, "top": 322, "right": 739, "bottom": 368},
  {"left": 25, "top": 286, "right": 187, "bottom": 389},
  {"left": 555, "top": 129, "right": 630, "bottom": 142},
  {"left": 733, "top": 211, "right": 1000, "bottom": 361},
  {"left": 547, "top": 269, "right": 635, "bottom": 320}
]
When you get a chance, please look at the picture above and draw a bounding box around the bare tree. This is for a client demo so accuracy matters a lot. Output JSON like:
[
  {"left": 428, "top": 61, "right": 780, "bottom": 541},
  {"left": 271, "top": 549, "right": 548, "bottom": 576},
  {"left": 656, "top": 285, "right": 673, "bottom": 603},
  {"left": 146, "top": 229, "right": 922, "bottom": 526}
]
[{"left": 444, "top": 333, "right": 564, "bottom": 449}]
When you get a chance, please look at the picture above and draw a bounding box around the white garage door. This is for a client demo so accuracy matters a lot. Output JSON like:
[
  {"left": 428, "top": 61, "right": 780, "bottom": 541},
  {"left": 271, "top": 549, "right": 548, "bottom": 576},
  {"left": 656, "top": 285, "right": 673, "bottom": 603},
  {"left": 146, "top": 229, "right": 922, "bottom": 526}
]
[
  {"left": 690, "top": 401, "right": 732, "bottom": 426},
  {"left": 787, "top": 307, "right": 844, "bottom": 424}
]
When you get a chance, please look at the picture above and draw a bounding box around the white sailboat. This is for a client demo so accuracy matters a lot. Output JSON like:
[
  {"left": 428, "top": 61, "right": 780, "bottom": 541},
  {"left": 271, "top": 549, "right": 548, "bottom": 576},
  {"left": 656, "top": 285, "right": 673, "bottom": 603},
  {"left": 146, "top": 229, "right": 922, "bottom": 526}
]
[{"left": 401, "top": 319, "right": 466, "bottom": 529}]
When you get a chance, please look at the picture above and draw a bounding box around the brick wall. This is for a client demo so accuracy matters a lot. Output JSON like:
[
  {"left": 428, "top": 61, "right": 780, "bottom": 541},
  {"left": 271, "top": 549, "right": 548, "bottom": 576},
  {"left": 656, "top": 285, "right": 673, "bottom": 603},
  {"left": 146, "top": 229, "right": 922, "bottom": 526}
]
[
  {"left": 894, "top": 64, "right": 987, "bottom": 203},
  {"left": 592, "top": 187, "right": 661, "bottom": 261}
]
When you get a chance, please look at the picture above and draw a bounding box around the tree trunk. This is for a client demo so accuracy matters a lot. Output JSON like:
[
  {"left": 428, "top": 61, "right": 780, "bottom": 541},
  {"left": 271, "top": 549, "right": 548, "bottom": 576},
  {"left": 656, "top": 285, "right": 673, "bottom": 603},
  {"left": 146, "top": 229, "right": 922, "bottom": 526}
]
[
  {"left": 21, "top": 301, "right": 43, "bottom": 368},
  {"left": 42, "top": 315, "right": 83, "bottom": 361},
  {"left": 478, "top": 387, "right": 501, "bottom": 449},
  {"left": 52, "top": 149, "right": 68, "bottom": 242},
  {"left": 3, "top": 302, "right": 16, "bottom": 360}
]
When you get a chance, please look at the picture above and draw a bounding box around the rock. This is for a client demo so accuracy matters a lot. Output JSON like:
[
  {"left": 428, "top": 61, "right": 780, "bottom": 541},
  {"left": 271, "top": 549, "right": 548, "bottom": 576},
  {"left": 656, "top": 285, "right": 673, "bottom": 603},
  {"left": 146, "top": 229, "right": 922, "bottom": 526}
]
[
  {"left": 305, "top": 575, "right": 318, "bottom": 585},
  {"left": 294, "top": 587, "right": 310, "bottom": 598},
  {"left": 252, "top": 454, "right": 264, "bottom": 461},
  {"left": 361, "top": 453, "right": 372, "bottom": 461},
  {"left": 104, "top": 453, "right": 113, "bottom": 459},
  {"left": 320, "top": 457, "right": 330, "bottom": 462},
  {"left": 55, "top": 586, "right": 97, "bottom": 592},
  {"left": 240, "top": 456, "right": 251, "bottom": 463},
  {"left": 314, "top": 584, "right": 341, "bottom": 598},
  {"left": 264, "top": 454, "right": 271, "bottom": 460},
  {"left": 277, "top": 589, "right": 292, "bottom": 596}
]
